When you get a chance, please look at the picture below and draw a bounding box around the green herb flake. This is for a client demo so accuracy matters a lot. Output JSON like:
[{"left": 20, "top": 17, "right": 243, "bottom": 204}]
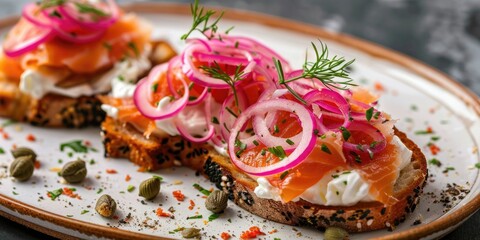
[
  {"left": 127, "top": 41, "right": 140, "bottom": 57},
  {"left": 74, "top": 2, "right": 108, "bottom": 16},
  {"left": 442, "top": 167, "right": 455, "bottom": 173},
  {"left": 187, "top": 214, "right": 203, "bottom": 220},
  {"left": 48, "top": 188, "right": 63, "bottom": 200},
  {"left": 410, "top": 105, "right": 418, "bottom": 111},
  {"left": 331, "top": 174, "right": 339, "bottom": 179},
  {"left": 431, "top": 136, "right": 441, "bottom": 141},
  {"left": 366, "top": 107, "right": 374, "bottom": 121},
  {"left": 152, "top": 83, "right": 159, "bottom": 93},
  {"left": 321, "top": 144, "right": 331, "bottom": 154},
  {"left": 193, "top": 183, "right": 211, "bottom": 196},
  {"left": 60, "top": 140, "right": 89, "bottom": 153},
  {"left": 343, "top": 181, "right": 348, "bottom": 185},
  {"left": 102, "top": 42, "right": 112, "bottom": 51},
  {"left": 127, "top": 185, "right": 135, "bottom": 192},
  {"left": 373, "top": 111, "right": 381, "bottom": 119},
  {"left": 273, "top": 125, "right": 279, "bottom": 133},
  {"left": 181, "top": 0, "right": 227, "bottom": 40},
  {"left": 81, "top": 210, "right": 89, "bottom": 215},
  {"left": 66, "top": 215, "right": 73, "bottom": 218},
  {"left": 39, "top": 0, "right": 66, "bottom": 9},
  {"left": 252, "top": 140, "right": 259, "bottom": 146},
  {"left": 89, "top": 159, "right": 95, "bottom": 165},
  {"left": 475, "top": 163, "right": 480, "bottom": 169},
  {"left": 274, "top": 238, "right": 282, "bottom": 240},
  {"left": 415, "top": 130, "right": 433, "bottom": 135},
  {"left": 428, "top": 158, "right": 442, "bottom": 167},
  {"left": 0, "top": 148, "right": 4, "bottom": 154},
  {"left": 97, "top": 188, "right": 103, "bottom": 194},
  {"left": 12, "top": 191, "right": 18, "bottom": 195},
  {"left": 339, "top": 126, "right": 351, "bottom": 141},
  {"left": 286, "top": 139, "right": 294, "bottom": 145},
  {"left": 58, "top": 159, "right": 63, "bottom": 164},
  {"left": 211, "top": 117, "right": 219, "bottom": 124},
  {"left": 208, "top": 213, "right": 219, "bottom": 221},
  {"left": 280, "top": 171, "right": 289, "bottom": 180},
  {"left": 267, "top": 146, "right": 287, "bottom": 159}
]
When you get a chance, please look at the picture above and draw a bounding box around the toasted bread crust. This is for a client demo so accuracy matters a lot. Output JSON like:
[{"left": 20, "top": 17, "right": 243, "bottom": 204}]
[
  {"left": 0, "top": 80, "right": 105, "bottom": 128},
  {"left": 101, "top": 117, "right": 427, "bottom": 233}
]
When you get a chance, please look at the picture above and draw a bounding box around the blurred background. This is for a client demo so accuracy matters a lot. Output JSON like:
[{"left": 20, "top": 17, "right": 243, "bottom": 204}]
[{"left": 0, "top": 0, "right": 478, "bottom": 239}]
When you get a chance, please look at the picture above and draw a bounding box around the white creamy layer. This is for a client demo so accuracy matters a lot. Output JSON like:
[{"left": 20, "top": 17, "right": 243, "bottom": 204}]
[
  {"left": 254, "top": 135, "right": 412, "bottom": 206},
  {"left": 20, "top": 46, "right": 151, "bottom": 99}
]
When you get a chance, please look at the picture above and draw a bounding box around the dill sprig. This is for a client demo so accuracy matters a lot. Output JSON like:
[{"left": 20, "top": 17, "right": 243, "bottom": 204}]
[
  {"left": 274, "top": 41, "right": 356, "bottom": 104},
  {"left": 181, "top": 0, "right": 225, "bottom": 40},
  {"left": 200, "top": 61, "right": 245, "bottom": 110}
]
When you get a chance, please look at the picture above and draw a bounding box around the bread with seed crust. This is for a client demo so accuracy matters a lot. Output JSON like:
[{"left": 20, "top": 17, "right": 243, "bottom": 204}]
[
  {"left": 0, "top": 41, "right": 176, "bottom": 128},
  {"left": 101, "top": 116, "right": 427, "bottom": 232}
]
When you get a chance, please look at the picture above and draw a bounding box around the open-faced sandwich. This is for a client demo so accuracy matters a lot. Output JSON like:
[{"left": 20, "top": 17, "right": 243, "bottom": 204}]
[
  {"left": 0, "top": 0, "right": 175, "bottom": 128},
  {"left": 100, "top": 1, "right": 427, "bottom": 233}
]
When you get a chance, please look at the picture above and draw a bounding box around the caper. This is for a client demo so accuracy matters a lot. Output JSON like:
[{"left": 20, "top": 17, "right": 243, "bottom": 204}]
[
  {"left": 60, "top": 160, "right": 87, "bottom": 183},
  {"left": 324, "top": 227, "right": 349, "bottom": 240},
  {"left": 95, "top": 194, "right": 117, "bottom": 218},
  {"left": 205, "top": 190, "right": 228, "bottom": 213},
  {"left": 139, "top": 177, "right": 161, "bottom": 200},
  {"left": 11, "top": 147, "right": 36, "bottom": 162},
  {"left": 9, "top": 156, "right": 34, "bottom": 181},
  {"left": 181, "top": 227, "right": 201, "bottom": 239}
]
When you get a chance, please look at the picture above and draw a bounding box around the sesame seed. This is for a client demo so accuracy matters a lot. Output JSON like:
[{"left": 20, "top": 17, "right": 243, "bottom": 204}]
[
  {"left": 367, "top": 219, "right": 374, "bottom": 226},
  {"left": 357, "top": 222, "right": 362, "bottom": 229}
]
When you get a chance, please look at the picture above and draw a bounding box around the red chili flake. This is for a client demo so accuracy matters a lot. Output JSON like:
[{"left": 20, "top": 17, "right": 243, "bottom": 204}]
[
  {"left": 26, "top": 134, "right": 36, "bottom": 142},
  {"left": 374, "top": 82, "right": 384, "bottom": 91},
  {"left": 62, "top": 187, "right": 81, "bottom": 200},
  {"left": 156, "top": 208, "right": 171, "bottom": 217},
  {"left": 125, "top": 174, "right": 131, "bottom": 182},
  {"left": 172, "top": 190, "right": 185, "bottom": 202},
  {"left": 268, "top": 229, "right": 278, "bottom": 234},
  {"left": 188, "top": 200, "right": 195, "bottom": 210},
  {"left": 429, "top": 143, "right": 441, "bottom": 155},
  {"left": 113, "top": 215, "right": 119, "bottom": 220},
  {"left": 3, "top": 132, "right": 9, "bottom": 140},
  {"left": 34, "top": 161, "right": 41, "bottom": 169},
  {"left": 221, "top": 232, "right": 231, "bottom": 240},
  {"left": 105, "top": 169, "right": 117, "bottom": 174},
  {"left": 240, "top": 226, "right": 265, "bottom": 239}
]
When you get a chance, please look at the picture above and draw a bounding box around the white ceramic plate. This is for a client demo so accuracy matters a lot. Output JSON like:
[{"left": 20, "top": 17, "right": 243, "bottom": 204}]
[{"left": 0, "top": 3, "right": 479, "bottom": 240}]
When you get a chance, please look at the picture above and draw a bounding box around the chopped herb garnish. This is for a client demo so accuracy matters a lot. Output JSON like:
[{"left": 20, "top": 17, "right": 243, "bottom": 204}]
[
  {"left": 118, "top": 75, "right": 125, "bottom": 81},
  {"left": 74, "top": 2, "right": 108, "bottom": 16},
  {"left": 273, "top": 41, "right": 356, "bottom": 104},
  {"left": 153, "top": 175, "right": 163, "bottom": 181},
  {"left": 60, "top": 140, "right": 92, "bottom": 153},
  {"left": 336, "top": 191, "right": 339, "bottom": 195},
  {"left": 273, "top": 125, "right": 279, "bottom": 133},
  {"left": 428, "top": 158, "right": 442, "bottom": 167},
  {"left": 12, "top": 191, "right": 18, "bottom": 195},
  {"left": 267, "top": 146, "right": 287, "bottom": 159},
  {"left": 193, "top": 183, "right": 211, "bottom": 196},
  {"left": 411, "top": 105, "right": 418, "bottom": 111},
  {"left": 339, "top": 126, "right": 351, "bottom": 141},
  {"left": 0, "top": 148, "right": 4, "bottom": 154},
  {"left": 286, "top": 139, "right": 294, "bottom": 145},
  {"left": 208, "top": 213, "right": 219, "bottom": 221},
  {"left": 235, "top": 140, "right": 247, "bottom": 156},
  {"left": 367, "top": 149, "right": 374, "bottom": 159},
  {"left": 39, "top": 0, "right": 66, "bottom": 9},
  {"left": 331, "top": 174, "right": 339, "bottom": 179},
  {"left": 97, "top": 188, "right": 103, "bottom": 194},
  {"left": 152, "top": 83, "right": 159, "bottom": 93},
  {"left": 49, "top": 10, "right": 62, "bottom": 18},
  {"left": 225, "top": 106, "right": 239, "bottom": 118},
  {"left": 280, "top": 171, "right": 289, "bottom": 180},
  {"left": 127, "top": 185, "right": 135, "bottom": 192},
  {"left": 252, "top": 140, "right": 259, "bottom": 146},
  {"left": 350, "top": 151, "right": 361, "bottom": 163},
  {"left": 442, "top": 167, "right": 455, "bottom": 173},
  {"left": 475, "top": 163, "right": 480, "bottom": 169},
  {"left": 321, "top": 144, "right": 331, "bottom": 154},
  {"left": 211, "top": 116, "right": 219, "bottom": 124},
  {"left": 373, "top": 111, "right": 381, "bottom": 119},
  {"left": 342, "top": 171, "right": 351, "bottom": 175},
  {"left": 366, "top": 107, "right": 374, "bottom": 121},
  {"left": 127, "top": 41, "right": 140, "bottom": 57},
  {"left": 431, "top": 136, "right": 441, "bottom": 141},
  {"left": 313, "top": 129, "right": 320, "bottom": 136},
  {"left": 81, "top": 210, "right": 89, "bottom": 215},
  {"left": 58, "top": 159, "right": 63, "bottom": 164},
  {"left": 89, "top": 159, "right": 95, "bottom": 165},
  {"left": 66, "top": 215, "right": 73, "bottom": 218},
  {"left": 181, "top": 0, "right": 227, "bottom": 40},
  {"left": 187, "top": 214, "right": 203, "bottom": 220},
  {"left": 260, "top": 149, "right": 266, "bottom": 156},
  {"left": 370, "top": 141, "right": 379, "bottom": 148},
  {"left": 234, "top": 41, "right": 239, "bottom": 48},
  {"left": 343, "top": 181, "right": 348, "bottom": 185},
  {"left": 415, "top": 130, "right": 433, "bottom": 135},
  {"left": 48, "top": 188, "right": 63, "bottom": 200}
]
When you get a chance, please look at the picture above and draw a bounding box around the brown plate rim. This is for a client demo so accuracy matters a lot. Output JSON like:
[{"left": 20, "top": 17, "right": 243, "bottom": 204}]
[{"left": 0, "top": 2, "right": 479, "bottom": 240}]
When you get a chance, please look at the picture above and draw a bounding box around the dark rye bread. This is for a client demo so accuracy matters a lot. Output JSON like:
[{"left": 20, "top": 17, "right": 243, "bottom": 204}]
[
  {"left": 0, "top": 41, "right": 176, "bottom": 128},
  {"left": 101, "top": 117, "right": 427, "bottom": 233}
]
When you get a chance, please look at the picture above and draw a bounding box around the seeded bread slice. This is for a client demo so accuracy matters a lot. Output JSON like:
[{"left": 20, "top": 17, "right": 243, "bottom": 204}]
[
  {"left": 0, "top": 41, "right": 176, "bottom": 128},
  {"left": 101, "top": 117, "right": 427, "bottom": 233}
]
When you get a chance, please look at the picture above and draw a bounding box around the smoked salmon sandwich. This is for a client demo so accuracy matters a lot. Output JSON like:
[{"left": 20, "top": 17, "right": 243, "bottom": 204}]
[
  {"left": 0, "top": 0, "right": 175, "bottom": 128},
  {"left": 100, "top": 0, "right": 427, "bottom": 233}
]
